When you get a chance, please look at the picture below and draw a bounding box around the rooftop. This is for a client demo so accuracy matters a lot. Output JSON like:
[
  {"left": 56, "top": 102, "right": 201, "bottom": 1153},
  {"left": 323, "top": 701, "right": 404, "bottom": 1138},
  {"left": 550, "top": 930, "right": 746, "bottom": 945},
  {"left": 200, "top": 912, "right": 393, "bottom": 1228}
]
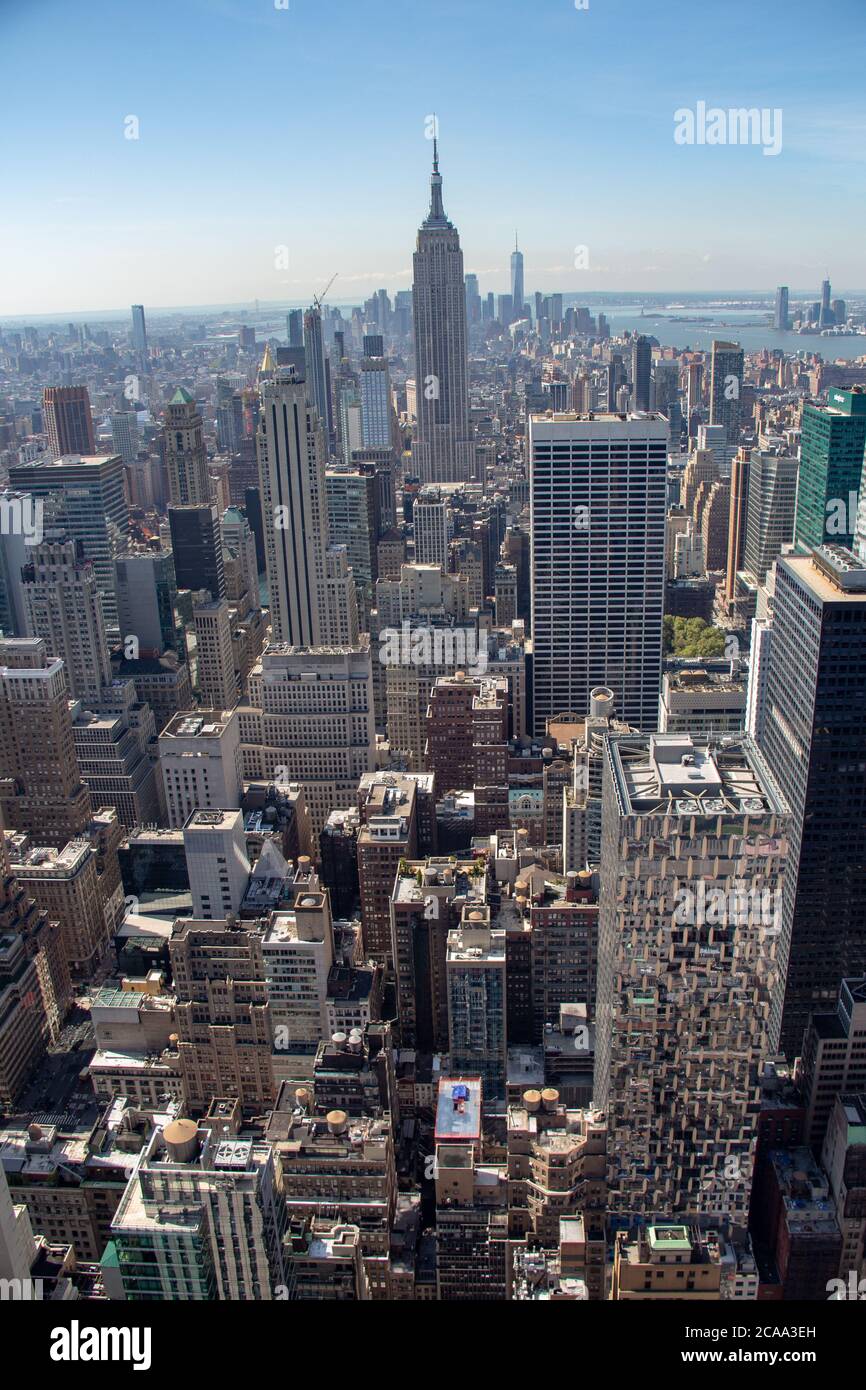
[
  {"left": 607, "top": 732, "right": 788, "bottom": 819},
  {"left": 435, "top": 1077, "right": 482, "bottom": 1143}
]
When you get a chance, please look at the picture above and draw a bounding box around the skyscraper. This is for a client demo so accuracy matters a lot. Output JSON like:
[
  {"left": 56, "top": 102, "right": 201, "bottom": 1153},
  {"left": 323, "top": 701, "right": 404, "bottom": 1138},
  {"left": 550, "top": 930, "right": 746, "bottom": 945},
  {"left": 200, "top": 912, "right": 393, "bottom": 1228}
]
[
  {"left": 774, "top": 286, "right": 790, "bottom": 331},
  {"left": 193, "top": 599, "right": 237, "bottom": 710},
  {"left": 411, "top": 141, "right": 474, "bottom": 483},
  {"left": 111, "top": 410, "right": 139, "bottom": 466},
  {"left": 742, "top": 446, "right": 799, "bottom": 585},
  {"left": 510, "top": 233, "right": 524, "bottom": 319},
  {"left": 819, "top": 277, "right": 833, "bottom": 328},
  {"left": 164, "top": 387, "right": 211, "bottom": 506},
  {"left": 0, "top": 636, "right": 92, "bottom": 848},
  {"left": 42, "top": 386, "right": 95, "bottom": 459},
  {"left": 529, "top": 411, "right": 667, "bottom": 735},
  {"left": 256, "top": 367, "right": 358, "bottom": 648},
  {"left": 131, "top": 304, "right": 148, "bottom": 359},
  {"left": 287, "top": 308, "right": 303, "bottom": 347},
  {"left": 685, "top": 360, "right": 703, "bottom": 431},
  {"left": 303, "top": 306, "right": 333, "bottom": 448},
  {"left": 413, "top": 490, "right": 448, "bottom": 569},
  {"left": 464, "top": 273, "right": 481, "bottom": 325},
  {"left": 9, "top": 452, "right": 129, "bottom": 631},
  {"left": 597, "top": 731, "right": 790, "bottom": 1221},
  {"left": 724, "top": 449, "right": 750, "bottom": 608},
  {"left": 446, "top": 910, "right": 507, "bottom": 1107},
  {"left": 168, "top": 503, "right": 226, "bottom": 601},
  {"left": 630, "top": 336, "right": 652, "bottom": 412},
  {"left": 169, "top": 918, "right": 275, "bottom": 1115},
  {"left": 21, "top": 538, "right": 112, "bottom": 703},
  {"left": 709, "top": 340, "right": 744, "bottom": 445},
  {"left": 359, "top": 353, "right": 392, "bottom": 449},
  {"left": 115, "top": 548, "right": 180, "bottom": 655},
  {"left": 759, "top": 544, "right": 866, "bottom": 1056},
  {"left": 795, "top": 387, "right": 866, "bottom": 552}
]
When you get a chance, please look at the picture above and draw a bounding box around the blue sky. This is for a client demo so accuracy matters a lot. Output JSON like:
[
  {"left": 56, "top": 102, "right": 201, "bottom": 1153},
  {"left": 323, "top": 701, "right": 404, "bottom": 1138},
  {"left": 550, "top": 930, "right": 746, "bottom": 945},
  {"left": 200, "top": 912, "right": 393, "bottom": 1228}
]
[{"left": 1, "top": 0, "right": 864, "bottom": 315}]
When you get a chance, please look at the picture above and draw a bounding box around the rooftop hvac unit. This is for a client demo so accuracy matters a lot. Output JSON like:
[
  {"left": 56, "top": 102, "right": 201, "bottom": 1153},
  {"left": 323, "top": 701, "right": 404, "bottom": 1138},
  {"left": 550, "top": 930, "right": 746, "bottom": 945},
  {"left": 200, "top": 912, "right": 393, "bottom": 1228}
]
[
  {"left": 740, "top": 798, "right": 764, "bottom": 813},
  {"left": 675, "top": 800, "right": 700, "bottom": 814},
  {"left": 701, "top": 799, "right": 726, "bottom": 813}
]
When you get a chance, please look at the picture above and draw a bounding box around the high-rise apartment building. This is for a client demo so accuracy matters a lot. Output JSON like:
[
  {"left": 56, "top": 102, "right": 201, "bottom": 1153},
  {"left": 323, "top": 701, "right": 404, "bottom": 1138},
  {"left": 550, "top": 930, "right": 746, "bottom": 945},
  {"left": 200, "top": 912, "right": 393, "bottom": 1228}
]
[
  {"left": 446, "top": 908, "right": 507, "bottom": 1107},
  {"left": 356, "top": 772, "right": 419, "bottom": 962},
  {"left": 709, "top": 340, "right": 744, "bottom": 445},
  {"left": 262, "top": 887, "right": 334, "bottom": 1064},
  {"left": 411, "top": 143, "right": 475, "bottom": 483},
  {"left": 507, "top": 1091, "right": 607, "bottom": 1295},
  {"left": 325, "top": 465, "right": 380, "bottom": 629},
  {"left": 8, "top": 834, "right": 118, "bottom": 981},
  {"left": 21, "top": 538, "right": 112, "bottom": 703},
  {"left": 359, "top": 354, "right": 392, "bottom": 449},
  {"left": 110, "top": 1115, "right": 286, "bottom": 1300},
  {"left": 0, "top": 637, "right": 92, "bottom": 848},
  {"left": 269, "top": 1100, "right": 396, "bottom": 1299},
  {"left": 169, "top": 918, "right": 275, "bottom": 1115},
  {"left": 630, "top": 336, "right": 652, "bottom": 411},
  {"left": 597, "top": 732, "right": 790, "bottom": 1221},
  {"left": 193, "top": 598, "right": 237, "bottom": 710},
  {"left": 529, "top": 411, "right": 667, "bottom": 735},
  {"left": 433, "top": 1077, "right": 508, "bottom": 1299},
  {"left": 42, "top": 386, "right": 95, "bottom": 459},
  {"left": 759, "top": 545, "right": 866, "bottom": 1055},
  {"left": 413, "top": 489, "right": 448, "bottom": 568}
]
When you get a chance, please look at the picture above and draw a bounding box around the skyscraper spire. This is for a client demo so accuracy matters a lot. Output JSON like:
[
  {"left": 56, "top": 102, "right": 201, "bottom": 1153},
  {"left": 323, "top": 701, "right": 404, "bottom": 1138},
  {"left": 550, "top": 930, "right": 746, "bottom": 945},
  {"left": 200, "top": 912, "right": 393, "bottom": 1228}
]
[{"left": 424, "top": 126, "right": 449, "bottom": 229}]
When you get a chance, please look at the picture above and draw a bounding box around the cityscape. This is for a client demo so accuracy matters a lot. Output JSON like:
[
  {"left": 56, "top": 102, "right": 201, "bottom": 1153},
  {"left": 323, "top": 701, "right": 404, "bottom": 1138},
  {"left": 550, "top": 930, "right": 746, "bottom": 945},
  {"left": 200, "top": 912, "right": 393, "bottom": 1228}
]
[{"left": 1, "top": 0, "right": 865, "bottom": 1349}]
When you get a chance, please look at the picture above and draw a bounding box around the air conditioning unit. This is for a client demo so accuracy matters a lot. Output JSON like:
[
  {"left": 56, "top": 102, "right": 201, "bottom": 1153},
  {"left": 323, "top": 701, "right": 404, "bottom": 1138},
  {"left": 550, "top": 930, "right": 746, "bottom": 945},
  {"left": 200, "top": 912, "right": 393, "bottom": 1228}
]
[
  {"left": 675, "top": 800, "right": 700, "bottom": 814},
  {"left": 740, "top": 798, "right": 764, "bottom": 813}
]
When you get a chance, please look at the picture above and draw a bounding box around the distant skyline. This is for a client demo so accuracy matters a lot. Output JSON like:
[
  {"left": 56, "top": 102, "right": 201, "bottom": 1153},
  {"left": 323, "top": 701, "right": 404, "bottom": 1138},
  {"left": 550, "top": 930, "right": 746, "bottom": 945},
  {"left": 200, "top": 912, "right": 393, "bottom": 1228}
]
[
  {"left": 3, "top": 288, "right": 864, "bottom": 330},
  {"left": 2, "top": 0, "right": 864, "bottom": 315}
]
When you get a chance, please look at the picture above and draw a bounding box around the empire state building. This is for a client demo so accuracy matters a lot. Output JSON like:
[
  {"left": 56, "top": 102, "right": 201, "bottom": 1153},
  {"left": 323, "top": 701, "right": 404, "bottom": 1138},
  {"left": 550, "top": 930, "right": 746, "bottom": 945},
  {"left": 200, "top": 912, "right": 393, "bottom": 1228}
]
[{"left": 411, "top": 141, "right": 475, "bottom": 483}]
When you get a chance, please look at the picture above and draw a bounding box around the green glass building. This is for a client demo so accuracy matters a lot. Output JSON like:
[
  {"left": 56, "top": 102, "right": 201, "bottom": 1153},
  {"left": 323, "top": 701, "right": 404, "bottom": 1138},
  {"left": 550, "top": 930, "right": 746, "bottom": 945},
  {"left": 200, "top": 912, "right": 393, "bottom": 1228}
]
[{"left": 795, "top": 387, "right": 866, "bottom": 550}]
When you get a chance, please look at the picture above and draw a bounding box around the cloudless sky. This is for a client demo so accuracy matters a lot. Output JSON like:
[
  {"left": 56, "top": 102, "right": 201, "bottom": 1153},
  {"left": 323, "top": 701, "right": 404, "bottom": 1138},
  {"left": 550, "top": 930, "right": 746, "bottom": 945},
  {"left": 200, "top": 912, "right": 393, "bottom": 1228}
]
[{"left": 1, "top": 0, "right": 864, "bottom": 315}]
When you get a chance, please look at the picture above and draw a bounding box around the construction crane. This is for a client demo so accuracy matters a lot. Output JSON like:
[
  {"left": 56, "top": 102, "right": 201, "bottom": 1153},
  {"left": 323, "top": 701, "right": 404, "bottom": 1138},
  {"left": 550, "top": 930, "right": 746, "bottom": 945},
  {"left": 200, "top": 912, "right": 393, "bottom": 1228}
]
[{"left": 313, "top": 273, "right": 338, "bottom": 312}]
